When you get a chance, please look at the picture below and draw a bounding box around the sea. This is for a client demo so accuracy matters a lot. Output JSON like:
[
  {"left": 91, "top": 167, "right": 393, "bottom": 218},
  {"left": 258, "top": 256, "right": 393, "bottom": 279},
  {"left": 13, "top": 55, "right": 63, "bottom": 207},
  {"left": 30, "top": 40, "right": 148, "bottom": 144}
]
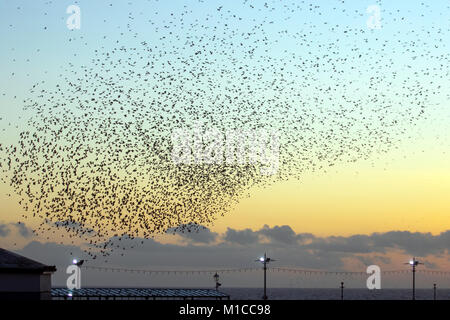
[{"left": 220, "top": 288, "right": 450, "bottom": 300}]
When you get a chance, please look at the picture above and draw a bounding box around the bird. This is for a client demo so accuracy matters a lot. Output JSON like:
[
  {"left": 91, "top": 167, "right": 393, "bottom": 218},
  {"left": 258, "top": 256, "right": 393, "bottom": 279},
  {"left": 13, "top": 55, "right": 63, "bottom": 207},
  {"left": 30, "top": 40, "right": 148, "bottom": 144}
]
[{"left": 0, "top": 0, "right": 447, "bottom": 260}]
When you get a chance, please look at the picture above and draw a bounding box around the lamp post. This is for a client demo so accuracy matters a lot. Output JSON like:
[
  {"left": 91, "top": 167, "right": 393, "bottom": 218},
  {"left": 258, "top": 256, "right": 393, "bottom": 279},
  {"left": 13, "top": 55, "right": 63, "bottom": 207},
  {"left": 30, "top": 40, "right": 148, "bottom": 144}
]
[
  {"left": 256, "top": 253, "right": 275, "bottom": 300},
  {"left": 213, "top": 273, "right": 221, "bottom": 291},
  {"left": 405, "top": 257, "right": 422, "bottom": 300},
  {"left": 433, "top": 283, "right": 436, "bottom": 301}
]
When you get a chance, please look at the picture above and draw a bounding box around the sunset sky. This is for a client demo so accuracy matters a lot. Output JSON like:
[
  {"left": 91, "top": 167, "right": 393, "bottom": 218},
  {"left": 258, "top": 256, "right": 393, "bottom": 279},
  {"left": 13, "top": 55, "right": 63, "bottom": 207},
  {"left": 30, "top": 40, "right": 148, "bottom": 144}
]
[{"left": 1, "top": 1, "right": 449, "bottom": 288}]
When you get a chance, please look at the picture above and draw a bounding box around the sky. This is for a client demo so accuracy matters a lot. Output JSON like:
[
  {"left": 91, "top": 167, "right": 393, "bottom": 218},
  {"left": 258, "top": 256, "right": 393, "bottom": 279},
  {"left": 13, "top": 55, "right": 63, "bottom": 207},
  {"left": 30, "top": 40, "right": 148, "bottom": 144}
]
[{"left": 0, "top": 0, "right": 449, "bottom": 288}]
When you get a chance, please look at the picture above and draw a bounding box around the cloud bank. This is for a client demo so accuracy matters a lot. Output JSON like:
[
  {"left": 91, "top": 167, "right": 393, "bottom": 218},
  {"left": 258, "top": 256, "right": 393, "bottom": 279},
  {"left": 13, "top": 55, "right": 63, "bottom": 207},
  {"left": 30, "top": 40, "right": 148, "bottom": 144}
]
[{"left": 3, "top": 224, "right": 449, "bottom": 287}]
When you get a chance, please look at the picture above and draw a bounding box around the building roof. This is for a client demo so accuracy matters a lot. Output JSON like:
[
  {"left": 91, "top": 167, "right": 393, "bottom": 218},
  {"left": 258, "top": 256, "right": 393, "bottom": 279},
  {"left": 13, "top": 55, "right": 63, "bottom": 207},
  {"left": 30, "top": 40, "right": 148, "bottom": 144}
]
[
  {"left": 0, "top": 248, "right": 57, "bottom": 274},
  {"left": 51, "top": 288, "right": 230, "bottom": 299}
]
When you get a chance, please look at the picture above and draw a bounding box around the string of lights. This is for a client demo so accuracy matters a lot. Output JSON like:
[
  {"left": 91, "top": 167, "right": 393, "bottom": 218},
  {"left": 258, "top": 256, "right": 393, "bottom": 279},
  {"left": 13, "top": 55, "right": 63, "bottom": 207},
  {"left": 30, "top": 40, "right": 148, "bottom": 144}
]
[
  {"left": 80, "top": 265, "right": 450, "bottom": 277},
  {"left": 416, "top": 270, "right": 450, "bottom": 276},
  {"left": 82, "top": 265, "right": 261, "bottom": 275},
  {"left": 272, "top": 267, "right": 450, "bottom": 277}
]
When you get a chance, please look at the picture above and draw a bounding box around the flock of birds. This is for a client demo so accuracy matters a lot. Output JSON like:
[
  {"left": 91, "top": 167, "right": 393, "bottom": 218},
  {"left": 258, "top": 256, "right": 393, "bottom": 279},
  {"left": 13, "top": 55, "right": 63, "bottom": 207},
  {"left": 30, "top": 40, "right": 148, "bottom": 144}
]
[{"left": 1, "top": 1, "right": 448, "bottom": 260}]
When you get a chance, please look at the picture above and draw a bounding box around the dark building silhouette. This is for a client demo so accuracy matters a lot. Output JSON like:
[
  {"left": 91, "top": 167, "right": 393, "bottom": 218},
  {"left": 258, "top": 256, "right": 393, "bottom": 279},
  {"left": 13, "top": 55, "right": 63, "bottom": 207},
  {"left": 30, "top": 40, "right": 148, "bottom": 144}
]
[{"left": 0, "top": 248, "right": 56, "bottom": 300}]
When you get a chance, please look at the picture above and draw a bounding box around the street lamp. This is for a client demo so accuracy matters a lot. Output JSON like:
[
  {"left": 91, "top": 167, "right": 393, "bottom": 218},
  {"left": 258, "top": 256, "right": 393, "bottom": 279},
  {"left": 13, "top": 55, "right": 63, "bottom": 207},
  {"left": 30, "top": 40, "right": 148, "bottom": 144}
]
[
  {"left": 213, "top": 273, "right": 221, "bottom": 291},
  {"left": 255, "top": 253, "right": 275, "bottom": 300},
  {"left": 433, "top": 283, "right": 437, "bottom": 300},
  {"left": 405, "top": 257, "right": 422, "bottom": 300},
  {"left": 72, "top": 259, "right": 84, "bottom": 267}
]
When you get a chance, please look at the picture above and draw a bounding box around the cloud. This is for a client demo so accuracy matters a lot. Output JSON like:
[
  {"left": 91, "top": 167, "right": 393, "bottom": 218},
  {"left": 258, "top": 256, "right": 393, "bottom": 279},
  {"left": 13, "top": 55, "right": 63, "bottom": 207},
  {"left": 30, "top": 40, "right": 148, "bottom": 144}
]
[
  {"left": 15, "top": 222, "right": 32, "bottom": 238},
  {"left": 52, "top": 220, "right": 96, "bottom": 235},
  {"left": 307, "top": 234, "right": 374, "bottom": 254},
  {"left": 0, "top": 222, "right": 32, "bottom": 238},
  {"left": 224, "top": 228, "right": 259, "bottom": 245},
  {"left": 223, "top": 225, "right": 308, "bottom": 246},
  {"left": 296, "top": 232, "right": 316, "bottom": 244},
  {"left": 7, "top": 226, "right": 450, "bottom": 288},
  {"left": 352, "top": 254, "right": 391, "bottom": 267},
  {"left": 9, "top": 224, "right": 450, "bottom": 261},
  {"left": 166, "top": 224, "right": 218, "bottom": 244},
  {"left": 258, "top": 224, "right": 297, "bottom": 244},
  {"left": 18, "top": 240, "right": 84, "bottom": 267},
  {"left": 0, "top": 223, "right": 11, "bottom": 237},
  {"left": 370, "top": 231, "right": 447, "bottom": 256}
]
